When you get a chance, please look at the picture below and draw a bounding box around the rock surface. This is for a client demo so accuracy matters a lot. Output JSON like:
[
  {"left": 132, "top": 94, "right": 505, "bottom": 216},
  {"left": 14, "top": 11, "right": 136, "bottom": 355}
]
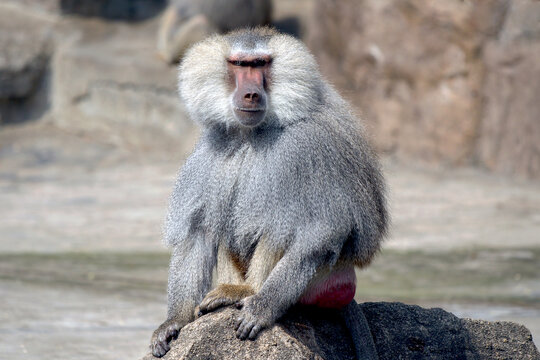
[
  {"left": 0, "top": 8, "right": 52, "bottom": 99},
  {"left": 60, "top": 0, "right": 166, "bottom": 21},
  {"left": 308, "top": 0, "right": 540, "bottom": 180},
  {"left": 140, "top": 302, "right": 540, "bottom": 360},
  {"left": 476, "top": 1, "right": 540, "bottom": 179},
  {"left": 0, "top": 6, "right": 55, "bottom": 123},
  {"left": 50, "top": 16, "right": 198, "bottom": 156}
]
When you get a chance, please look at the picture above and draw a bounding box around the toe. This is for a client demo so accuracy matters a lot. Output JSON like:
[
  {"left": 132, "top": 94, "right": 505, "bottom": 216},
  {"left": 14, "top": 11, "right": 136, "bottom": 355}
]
[
  {"left": 199, "top": 299, "right": 211, "bottom": 313},
  {"left": 209, "top": 298, "right": 227, "bottom": 310}
]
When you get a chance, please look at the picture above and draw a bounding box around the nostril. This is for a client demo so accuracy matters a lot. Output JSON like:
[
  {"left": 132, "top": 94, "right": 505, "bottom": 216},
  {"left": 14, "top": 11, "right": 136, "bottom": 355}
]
[{"left": 244, "top": 93, "right": 259, "bottom": 101}]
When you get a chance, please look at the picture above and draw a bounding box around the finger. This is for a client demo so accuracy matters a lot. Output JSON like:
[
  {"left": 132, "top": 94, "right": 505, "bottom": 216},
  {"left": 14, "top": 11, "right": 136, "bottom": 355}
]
[
  {"left": 237, "top": 320, "right": 253, "bottom": 340},
  {"left": 157, "top": 331, "right": 167, "bottom": 343},
  {"left": 151, "top": 344, "right": 161, "bottom": 358},
  {"left": 240, "top": 323, "right": 252, "bottom": 340},
  {"left": 151, "top": 345, "right": 162, "bottom": 358},
  {"left": 236, "top": 320, "right": 245, "bottom": 338},
  {"left": 248, "top": 324, "right": 261, "bottom": 340},
  {"left": 235, "top": 315, "right": 244, "bottom": 330},
  {"left": 236, "top": 322, "right": 246, "bottom": 339},
  {"left": 166, "top": 327, "right": 179, "bottom": 340},
  {"left": 152, "top": 341, "right": 168, "bottom": 358}
]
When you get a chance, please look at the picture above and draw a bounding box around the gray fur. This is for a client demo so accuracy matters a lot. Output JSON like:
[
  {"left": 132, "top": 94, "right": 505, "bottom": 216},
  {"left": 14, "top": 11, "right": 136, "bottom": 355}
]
[{"left": 150, "top": 28, "right": 387, "bottom": 358}]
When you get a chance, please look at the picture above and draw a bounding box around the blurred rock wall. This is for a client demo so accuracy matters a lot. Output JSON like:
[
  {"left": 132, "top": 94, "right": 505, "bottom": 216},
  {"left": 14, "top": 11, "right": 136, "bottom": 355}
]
[
  {"left": 0, "top": 0, "right": 198, "bottom": 158},
  {"left": 2, "top": 0, "right": 539, "bottom": 179},
  {"left": 308, "top": 0, "right": 540, "bottom": 180},
  {"left": 60, "top": 0, "right": 166, "bottom": 21}
]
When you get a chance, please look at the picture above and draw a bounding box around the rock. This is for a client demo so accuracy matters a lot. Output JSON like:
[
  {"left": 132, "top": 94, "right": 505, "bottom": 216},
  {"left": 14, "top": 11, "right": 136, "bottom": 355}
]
[
  {"left": 364, "top": 302, "right": 540, "bottom": 360},
  {"left": 140, "top": 302, "right": 540, "bottom": 360},
  {"left": 60, "top": 0, "right": 167, "bottom": 21},
  {"left": 0, "top": 8, "right": 52, "bottom": 99},
  {"left": 51, "top": 17, "right": 198, "bottom": 155},
  {"left": 307, "top": 0, "right": 496, "bottom": 165},
  {"left": 0, "top": 0, "right": 60, "bottom": 17},
  {"left": 0, "top": 6, "right": 54, "bottom": 123},
  {"left": 476, "top": 0, "right": 540, "bottom": 179},
  {"left": 307, "top": 0, "right": 540, "bottom": 180}
]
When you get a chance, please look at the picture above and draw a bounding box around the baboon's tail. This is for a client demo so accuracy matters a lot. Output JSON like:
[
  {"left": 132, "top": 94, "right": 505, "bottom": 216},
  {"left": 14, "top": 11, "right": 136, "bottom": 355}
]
[{"left": 341, "top": 300, "right": 379, "bottom": 360}]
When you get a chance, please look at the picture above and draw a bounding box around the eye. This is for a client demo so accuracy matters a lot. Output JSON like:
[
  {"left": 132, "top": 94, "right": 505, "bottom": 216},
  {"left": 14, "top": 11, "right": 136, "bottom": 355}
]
[
  {"left": 227, "top": 58, "right": 271, "bottom": 67},
  {"left": 228, "top": 59, "right": 241, "bottom": 66},
  {"left": 253, "top": 59, "right": 267, "bottom": 67}
]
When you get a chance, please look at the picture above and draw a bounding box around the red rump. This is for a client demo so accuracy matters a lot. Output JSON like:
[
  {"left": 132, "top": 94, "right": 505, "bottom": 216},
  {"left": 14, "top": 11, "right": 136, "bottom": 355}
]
[{"left": 299, "top": 266, "right": 357, "bottom": 308}]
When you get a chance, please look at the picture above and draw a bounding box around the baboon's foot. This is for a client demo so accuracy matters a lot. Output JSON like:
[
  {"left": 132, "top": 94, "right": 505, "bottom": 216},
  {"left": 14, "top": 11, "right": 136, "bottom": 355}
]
[{"left": 198, "top": 284, "right": 255, "bottom": 316}]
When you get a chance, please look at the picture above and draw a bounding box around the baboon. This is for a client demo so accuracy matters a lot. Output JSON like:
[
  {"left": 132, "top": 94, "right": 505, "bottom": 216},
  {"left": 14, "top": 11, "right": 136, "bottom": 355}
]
[
  {"left": 157, "top": 0, "right": 272, "bottom": 64},
  {"left": 150, "top": 27, "right": 387, "bottom": 359}
]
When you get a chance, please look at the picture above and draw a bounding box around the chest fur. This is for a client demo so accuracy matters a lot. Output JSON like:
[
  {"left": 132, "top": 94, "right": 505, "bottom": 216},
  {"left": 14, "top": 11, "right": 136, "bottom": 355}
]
[{"left": 201, "top": 147, "right": 263, "bottom": 250}]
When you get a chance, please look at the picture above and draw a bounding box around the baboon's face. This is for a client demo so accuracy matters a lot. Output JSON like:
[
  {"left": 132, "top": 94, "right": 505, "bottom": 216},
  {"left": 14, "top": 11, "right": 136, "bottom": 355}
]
[
  {"left": 179, "top": 29, "right": 322, "bottom": 129},
  {"left": 227, "top": 53, "right": 271, "bottom": 127}
]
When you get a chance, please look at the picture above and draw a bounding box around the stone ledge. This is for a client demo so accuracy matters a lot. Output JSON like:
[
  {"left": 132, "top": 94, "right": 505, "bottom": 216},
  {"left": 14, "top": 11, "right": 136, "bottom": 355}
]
[{"left": 141, "top": 302, "right": 540, "bottom": 360}]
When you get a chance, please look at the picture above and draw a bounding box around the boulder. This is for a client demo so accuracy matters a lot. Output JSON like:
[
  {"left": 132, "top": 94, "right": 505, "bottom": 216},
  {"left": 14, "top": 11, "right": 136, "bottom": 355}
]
[
  {"left": 0, "top": 8, "right": 52, "bottom": 99},
  {"left": 51, "top": 17, "right": 198, "bottom": 155},
  {"left": 476, "top": 0, "right": 540, "bottom": 179},
  {"left": 0, "top": 6, "right": 54, "bottom": 123},
  {"left": 60, "top": 0, "right": 166, "bottom": 21},
  {"left": 140, "top": 302, "right": 540, "bottom": 360},
  {"left": 307, "top": 0, "right": 500, "bottom": 165},
  {"left": 307, "top": 0, "right": 540, "bottom": 180}
]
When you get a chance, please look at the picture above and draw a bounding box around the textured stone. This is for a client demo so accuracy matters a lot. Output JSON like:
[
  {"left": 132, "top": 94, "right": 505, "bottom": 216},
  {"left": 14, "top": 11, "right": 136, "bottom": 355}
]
[
  {"left": 476, "top": 0, "right": 540, "bottom": 179},
  {"left": 308, "top": 0, "right": 540, "bottom": 179},
  {"left": 51, "top": 17, "right": 198, "bottom": 155},
  {"left": 308, "top": 0, "right": 496, "bottom": 164},
  {"left": 60, "top": 0, "right": 166, "bottom": 21},
  {"left": 140, "top": 302, "right": 540, "bottom": 360},
  {"left": 0, "top": 8, "right": 52, "bottom": 99},
  {"left": 0, "top": 6, "right": 55, "bottom": 123}
]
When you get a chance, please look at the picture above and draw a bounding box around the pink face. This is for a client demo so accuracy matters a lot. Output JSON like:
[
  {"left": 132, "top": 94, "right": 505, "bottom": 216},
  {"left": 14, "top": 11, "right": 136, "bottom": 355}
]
[{"left": 227, "top": 54, "right": 272, "bottom": 127}]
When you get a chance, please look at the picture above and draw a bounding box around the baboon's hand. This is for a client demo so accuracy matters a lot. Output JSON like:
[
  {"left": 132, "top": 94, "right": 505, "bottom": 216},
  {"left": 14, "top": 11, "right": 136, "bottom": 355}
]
[
  {"left": 150, "top": 318, "right": 182, "bottom": 357},
  {"left": 234, "top": 295, "right": 273, "bottom": 340}
]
